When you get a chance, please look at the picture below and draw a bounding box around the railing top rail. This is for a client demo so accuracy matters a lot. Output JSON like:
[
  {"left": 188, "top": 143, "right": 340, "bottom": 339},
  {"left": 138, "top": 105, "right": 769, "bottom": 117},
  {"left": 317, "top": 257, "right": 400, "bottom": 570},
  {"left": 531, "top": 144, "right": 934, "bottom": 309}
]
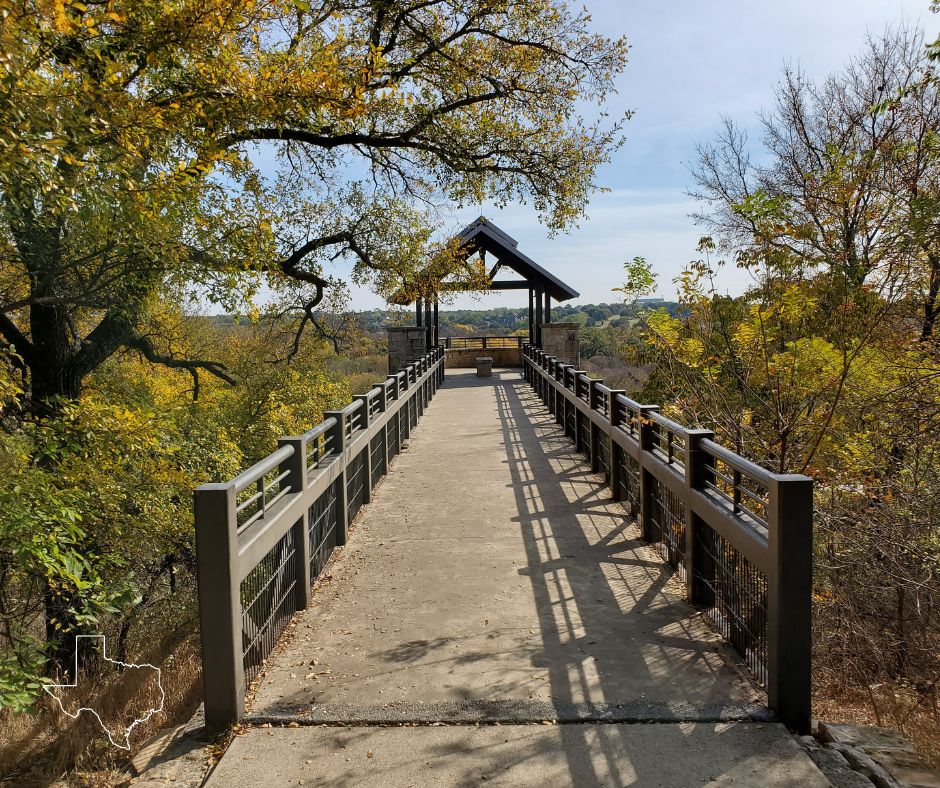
[
  {"left": 341, "top": 398, "right": 364, "bottom": 417},
  {"left": 649, "top": 410, "right": 689, "bottom": 439},
  {"left": 301, "top": 417, "right": 337, "bottom": 442},
  {"left": 613, "top": 392, "right": 644, "bottom": 412},
  {"left": 520, "top": 344, "right": 812, "bottom": 733},
  {"left": 700, "top": 438, "right": 776, "bottom": 486},
  {"left": 524, "top": 349, "right": 785, "bottom": 484},
  {"left": 195, "top": 342, "right": 447, "bottom": 732},
  {"left": 595, "top": 382, "right": 611, "bottom": 397},
  {"left": 228, "top": 444, "right": 294, "bottom": 494}
]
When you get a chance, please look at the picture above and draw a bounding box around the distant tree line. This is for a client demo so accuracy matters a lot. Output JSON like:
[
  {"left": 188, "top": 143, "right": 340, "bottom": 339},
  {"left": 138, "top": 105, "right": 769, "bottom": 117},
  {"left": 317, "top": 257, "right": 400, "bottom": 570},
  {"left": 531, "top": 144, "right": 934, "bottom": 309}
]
[{"left": 351, "top": 301, "right": 682, "bottom": 335}]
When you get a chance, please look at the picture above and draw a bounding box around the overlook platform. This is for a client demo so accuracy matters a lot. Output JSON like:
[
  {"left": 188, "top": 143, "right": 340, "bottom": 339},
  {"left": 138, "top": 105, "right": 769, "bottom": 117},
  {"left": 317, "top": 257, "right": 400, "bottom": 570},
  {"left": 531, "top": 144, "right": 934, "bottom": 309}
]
[{"left": 208, "top": 370, "right": 826, "bottom": 786}]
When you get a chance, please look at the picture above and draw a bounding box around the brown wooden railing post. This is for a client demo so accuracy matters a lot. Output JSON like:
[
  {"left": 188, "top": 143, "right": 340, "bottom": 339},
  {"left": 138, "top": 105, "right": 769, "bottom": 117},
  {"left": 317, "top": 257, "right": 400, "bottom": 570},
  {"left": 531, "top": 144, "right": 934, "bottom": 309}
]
[
  {"left": 538, "top": 352, "right": 548, "bottom": 403},
  {"left": 607, "top": 390, "right": 626, "bottom": 500},
  {"left": 768, "top": 474, "right": 813, "bottom": 734},
  {"left": 419, "top": 359, "right": 427, "bottom": 415},
  {"left": 194, "top": 482, "right": 243, "bottom": 731},
  {"left": 588, "top": 379, "right": 602, "bottom": 472},
  {"left": 377, "top": 383, "right": 389, "bottom": 476},
  {"left": 560, "top": 365, "right": 574, "bottom": 437},
  {"left": 571, "top": 371, "right": 586, "bottom": 444},
  {"left": 278, "top": 436, "right": 310, "bottom": 609},
  {"left": 637, "top": 404, "right": 660, "bottom": 542},
  {"left": 386, "top": 376, "right": 399, "bottom": 466},
  {"left": 683, "top": 429, "right": 714, "bottom": 605},
  {"left": 545, "top": 356, "right": 557, "bottom": 415},
  {"left": 324, "top": 410, "right": 349, "bottom": 544},
  {"left": 353, "top": 395, "right": 372, "bottom": 504},
  {"left": 399, "top": 371, "right": 411, "bottom": 440},
  {"left": 424, "top": 357, "right": 431, "bottom": 405}
]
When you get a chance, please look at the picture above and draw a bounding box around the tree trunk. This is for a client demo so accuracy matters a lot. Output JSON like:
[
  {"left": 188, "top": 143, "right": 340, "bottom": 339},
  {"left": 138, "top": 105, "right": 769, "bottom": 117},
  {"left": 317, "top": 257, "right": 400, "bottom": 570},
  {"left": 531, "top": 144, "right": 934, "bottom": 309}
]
[{"left": 28, "top": 302, "right": 82, "bottom": 414}]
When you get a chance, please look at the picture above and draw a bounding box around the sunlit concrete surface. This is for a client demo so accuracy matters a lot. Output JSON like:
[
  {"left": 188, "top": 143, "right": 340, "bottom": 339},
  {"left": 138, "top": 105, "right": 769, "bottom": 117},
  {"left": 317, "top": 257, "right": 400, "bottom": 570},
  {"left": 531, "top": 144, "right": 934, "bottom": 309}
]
[
  {"left": 217, "top": 370, "right": 826, "bottom": 785},
  {"left": 249, "top": 371, "right": 755, "bottom": 712},
  {"left": 208, "top": 723, "right": 828, "bottom": 787}
]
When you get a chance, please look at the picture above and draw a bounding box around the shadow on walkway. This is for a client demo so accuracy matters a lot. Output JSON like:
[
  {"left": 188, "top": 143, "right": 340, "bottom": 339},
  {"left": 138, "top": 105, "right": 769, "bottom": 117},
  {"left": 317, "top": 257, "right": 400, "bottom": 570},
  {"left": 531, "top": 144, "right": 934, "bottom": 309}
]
[
  {"left": 218, "top": 370, "right": 798, "bottom": 787},
  {"left": 428, "top": 371, "right": 757, "bottom": 785}
]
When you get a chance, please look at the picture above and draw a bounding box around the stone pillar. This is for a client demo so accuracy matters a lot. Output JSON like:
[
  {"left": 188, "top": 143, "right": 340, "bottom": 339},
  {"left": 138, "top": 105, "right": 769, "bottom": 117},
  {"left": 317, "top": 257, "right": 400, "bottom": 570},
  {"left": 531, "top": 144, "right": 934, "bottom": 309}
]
[
  {"left": 541, "top": 322, "right": 580, "bottom": 366},
  {"left": 388, "top": 327, "right": 428, "bottom": 373}
]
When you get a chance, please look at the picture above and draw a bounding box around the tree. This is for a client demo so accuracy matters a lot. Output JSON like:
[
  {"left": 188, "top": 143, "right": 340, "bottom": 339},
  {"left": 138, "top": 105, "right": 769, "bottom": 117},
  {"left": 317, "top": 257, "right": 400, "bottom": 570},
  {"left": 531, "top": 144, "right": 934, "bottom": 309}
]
[
  {"left": 0, "top": 0, "right": 629, "bottom": 414},
  {"left": 638, "top": 26, "right": 940, "bottom": 740},
  {"left": 691, "top": 27, "right": 940, "bottom": 342}
]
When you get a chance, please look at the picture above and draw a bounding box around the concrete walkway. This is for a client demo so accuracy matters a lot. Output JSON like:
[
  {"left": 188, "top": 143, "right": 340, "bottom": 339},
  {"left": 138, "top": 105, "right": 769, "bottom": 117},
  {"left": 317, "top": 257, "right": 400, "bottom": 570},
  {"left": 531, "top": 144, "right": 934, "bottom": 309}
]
[{"left": 209, "top": 370, "right": 828, "bottom": 787}]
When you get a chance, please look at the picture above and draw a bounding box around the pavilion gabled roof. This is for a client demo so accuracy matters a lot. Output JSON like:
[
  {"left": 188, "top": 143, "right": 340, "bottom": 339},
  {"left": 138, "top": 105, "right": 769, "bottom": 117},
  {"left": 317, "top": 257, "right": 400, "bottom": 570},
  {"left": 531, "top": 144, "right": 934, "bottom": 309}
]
[{"left": 456, "top": 217, "right": 579, "bottom": 302}]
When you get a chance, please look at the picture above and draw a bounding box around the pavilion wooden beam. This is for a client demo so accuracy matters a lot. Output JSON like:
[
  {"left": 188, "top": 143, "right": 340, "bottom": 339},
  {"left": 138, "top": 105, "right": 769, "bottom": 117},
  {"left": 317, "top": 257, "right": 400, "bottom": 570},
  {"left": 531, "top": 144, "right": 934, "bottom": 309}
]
[
  {"left": 425, "top": 299, "right": 432, "bottom": 349},
  {"left": 534, "top": 288, "right": 543, "bottom": 346},
  {"left": 488, "top": 280, "right": 531, "bottom": 290},
  {"left": 528, "top": 288, "right": 535, "bottom": 345}
]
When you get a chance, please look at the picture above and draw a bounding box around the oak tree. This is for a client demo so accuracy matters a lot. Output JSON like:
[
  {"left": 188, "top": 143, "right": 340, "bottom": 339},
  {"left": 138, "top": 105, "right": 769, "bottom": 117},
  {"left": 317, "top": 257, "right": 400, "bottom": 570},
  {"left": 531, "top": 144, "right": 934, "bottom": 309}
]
[{"left": 0, "top": 0, "right": 629, "bottom": 413}]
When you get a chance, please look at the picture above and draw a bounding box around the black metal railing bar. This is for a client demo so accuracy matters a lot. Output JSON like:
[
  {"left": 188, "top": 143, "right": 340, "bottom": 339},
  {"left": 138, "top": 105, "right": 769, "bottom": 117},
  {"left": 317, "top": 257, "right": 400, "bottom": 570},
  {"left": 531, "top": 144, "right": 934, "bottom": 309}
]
[
  {"left": 442, "top": 335, "right": 524, "bottom": 350},
  {"left": 521, "top": 344, "right": 812, "bottom": 734},
  {"left": 195, "top": 346, "right": 446, "bottom": 730}
]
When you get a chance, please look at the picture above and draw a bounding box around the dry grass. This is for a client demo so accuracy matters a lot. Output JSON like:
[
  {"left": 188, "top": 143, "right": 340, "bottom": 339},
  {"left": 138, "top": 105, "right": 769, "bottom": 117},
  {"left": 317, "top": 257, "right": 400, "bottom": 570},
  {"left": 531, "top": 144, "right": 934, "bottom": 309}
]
[
  {"left": 814, "top": 679, "right": 940, "bottom": 768},
  {"left": 0, "top": 636, "right": 203, "bottom": 786}
]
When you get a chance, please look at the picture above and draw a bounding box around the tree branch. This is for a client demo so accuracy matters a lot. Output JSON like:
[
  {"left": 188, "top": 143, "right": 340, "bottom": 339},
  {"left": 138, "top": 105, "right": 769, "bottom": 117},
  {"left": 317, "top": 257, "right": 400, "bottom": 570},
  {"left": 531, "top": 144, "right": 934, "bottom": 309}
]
[
  {"left": 0, "top": 313, "right": 33, "bottom": 364},
  {"left": 124, "top": 334, "right": 236, "bottom": 401}
]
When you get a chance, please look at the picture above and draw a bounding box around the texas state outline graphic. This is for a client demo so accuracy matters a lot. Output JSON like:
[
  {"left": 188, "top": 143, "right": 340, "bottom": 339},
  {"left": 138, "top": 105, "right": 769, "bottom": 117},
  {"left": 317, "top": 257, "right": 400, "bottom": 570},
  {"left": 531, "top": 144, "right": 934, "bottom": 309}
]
[{"left": 43, "top": 634, "right": 165, "bottom": 750}]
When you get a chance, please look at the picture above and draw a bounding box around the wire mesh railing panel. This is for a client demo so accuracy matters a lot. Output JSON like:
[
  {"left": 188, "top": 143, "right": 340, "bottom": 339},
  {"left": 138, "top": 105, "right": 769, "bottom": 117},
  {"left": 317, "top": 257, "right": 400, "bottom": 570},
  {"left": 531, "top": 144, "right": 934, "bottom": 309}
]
[
  {"left": 387, "top": 416, "right": 400, "bottom": 461},
  {"left": 649, "top": 417, "right": 686, "bottom": 472},
  {"left": 346, "top": 449, "right": 367, "bottom": 523},
  {"left": 704, "top": 453, "right": 770, "bottom": 530},
  {"left": 235, "top": 463, "right": 292, "bottom": 534},
  {"left": 240, "top": 527, "right": 297, "bottom": 684},
  {"left": 445, "top": 335, "right": 522, "bottom": 349},
  {"left": 565, "top": 404, "right": 576, "bottom": 440},
  {"left": 308, "top": 482, "right": 338, "bottom": 580},
  {"left": 650, "top": 476, "right": 687, "bottom": 579},
  {"left": 694, "top": 520, "right": 768, "bottom": 685},
  {"left": 596, "top": 429, "right": 610, "bottom": 481},
  {"left": 617, "top": 447, "right": 641, "bottom": 516},
  {"left": 519, "top": 348, "right": 812, "bottom": 731},
  {"left": 577, "top": 411, "right": 591, "bottom": 458},
  {"left": 370, "top": 433, "right": 386, "bottom": 487}
]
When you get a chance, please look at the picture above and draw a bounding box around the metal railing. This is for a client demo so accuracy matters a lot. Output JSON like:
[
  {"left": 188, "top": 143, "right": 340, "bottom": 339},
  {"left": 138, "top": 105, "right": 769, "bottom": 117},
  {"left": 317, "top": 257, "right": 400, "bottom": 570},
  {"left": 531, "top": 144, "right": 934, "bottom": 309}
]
[
  {"left": 522, "top": 345, "right": 813, "bottom": 734},
  {"left": 443, "top": 335, "right": 523, "bottom": 350},
  {"left": 195, "top": 347, "right": 446, "bottom": 730}
]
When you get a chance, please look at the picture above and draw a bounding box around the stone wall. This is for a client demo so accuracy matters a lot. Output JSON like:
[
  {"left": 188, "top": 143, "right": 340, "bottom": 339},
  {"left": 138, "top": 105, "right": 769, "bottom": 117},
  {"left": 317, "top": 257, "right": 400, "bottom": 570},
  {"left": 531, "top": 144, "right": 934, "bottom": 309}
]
[
  {"left": 444, "top": 347, "right": 522, "bottom": 368},
  {"left": 541, "top": 322, "right": 580, "bottom": 366},
  {"left": 388, "top": 327, "right": 427, "bottom": 373}
]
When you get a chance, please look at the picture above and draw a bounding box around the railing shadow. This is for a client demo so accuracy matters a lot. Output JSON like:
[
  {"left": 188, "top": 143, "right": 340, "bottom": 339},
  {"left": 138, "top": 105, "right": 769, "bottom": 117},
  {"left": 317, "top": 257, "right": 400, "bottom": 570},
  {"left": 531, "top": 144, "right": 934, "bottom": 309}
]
[{"left": 485, "top": 371, "right": 752, "bottom": 785}]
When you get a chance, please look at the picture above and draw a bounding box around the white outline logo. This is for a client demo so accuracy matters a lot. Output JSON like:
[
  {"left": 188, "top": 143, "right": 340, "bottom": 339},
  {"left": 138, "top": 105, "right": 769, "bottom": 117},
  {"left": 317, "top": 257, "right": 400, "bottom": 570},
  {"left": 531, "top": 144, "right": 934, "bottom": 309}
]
[{"left": 43, "top": 634, "right": 165, "bottom": 750}]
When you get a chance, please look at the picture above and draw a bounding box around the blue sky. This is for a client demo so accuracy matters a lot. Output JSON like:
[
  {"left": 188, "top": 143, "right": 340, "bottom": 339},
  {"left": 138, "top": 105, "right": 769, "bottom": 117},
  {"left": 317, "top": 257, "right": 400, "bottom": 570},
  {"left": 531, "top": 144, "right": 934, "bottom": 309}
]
[{"left": 333, "top": 1, "right": 940, "bottom": 311}]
